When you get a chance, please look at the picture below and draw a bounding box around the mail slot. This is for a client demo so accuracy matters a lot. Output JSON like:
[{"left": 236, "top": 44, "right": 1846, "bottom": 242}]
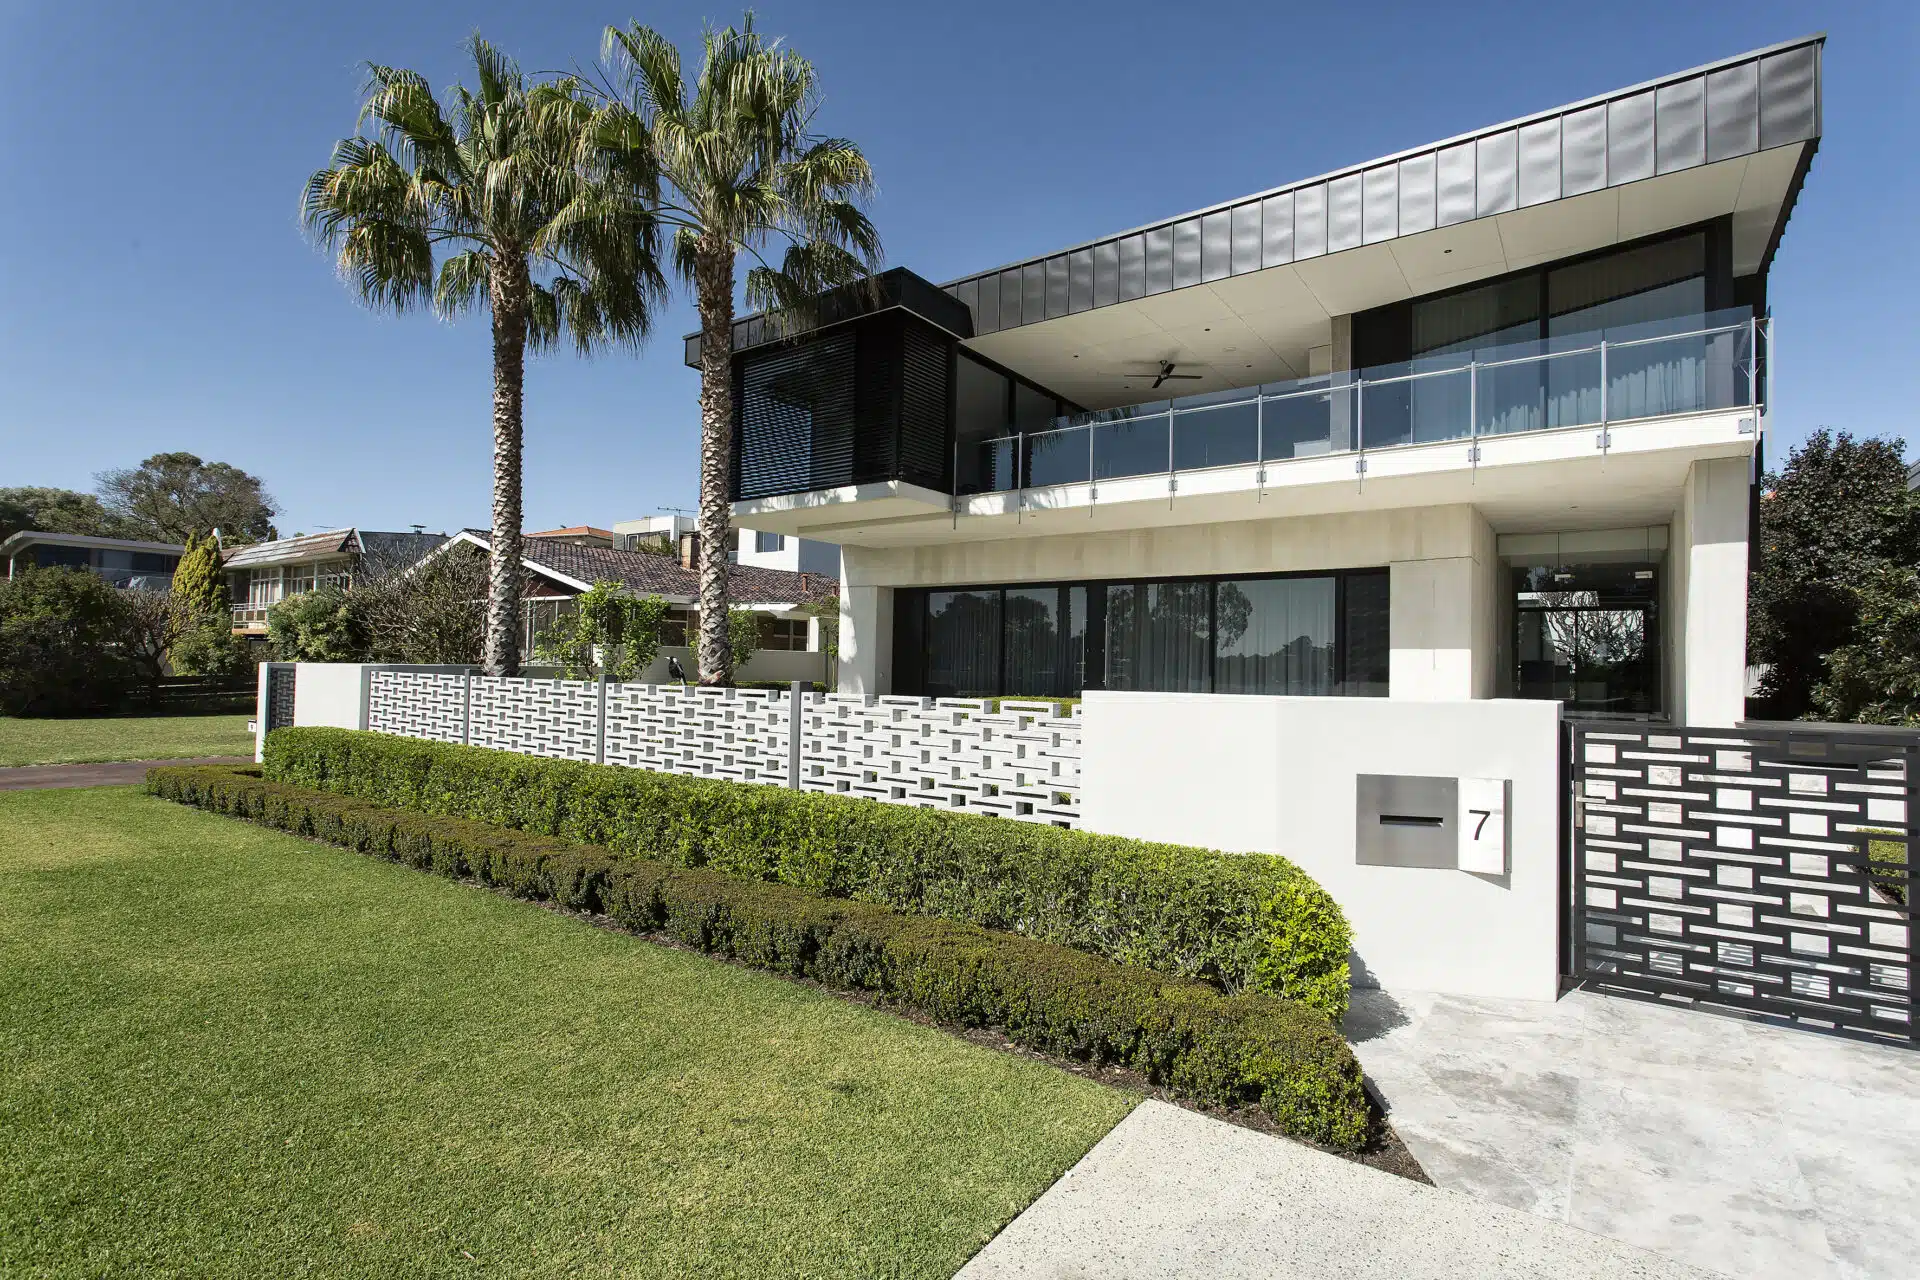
[{"left": 1356, "top": 774, "right": 1458, "bottom": 868}]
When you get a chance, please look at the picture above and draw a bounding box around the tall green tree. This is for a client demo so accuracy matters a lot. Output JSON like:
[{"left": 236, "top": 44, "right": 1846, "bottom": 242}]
[
  {"left": 602, "top": 17, "right": 879, "bottom": 685},
  {"left": 303, "top": 37, "right": 663, "bottom": 676},
  {"left": 171, "top": 533, "right": 229, "bottom": 621},
  {"left": 96, "top": 453, "right": 280, "bottom": 544},
  {"left": 1749, "top": 429, "right": 1920, "bottom": 718},
  {"left": 0, "top": 487, "right": 136, "bottom": 543}
]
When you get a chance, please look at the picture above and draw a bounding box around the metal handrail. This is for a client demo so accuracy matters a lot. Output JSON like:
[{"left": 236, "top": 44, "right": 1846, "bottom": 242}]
[{"left": 967, "top": 314, "right": 1762, "bottom": 495}]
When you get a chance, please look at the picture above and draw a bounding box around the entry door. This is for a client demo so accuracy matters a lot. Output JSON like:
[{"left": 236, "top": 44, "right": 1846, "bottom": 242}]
[{"left": 1516, "top": 604, "right": 1656, "bottom": 715}]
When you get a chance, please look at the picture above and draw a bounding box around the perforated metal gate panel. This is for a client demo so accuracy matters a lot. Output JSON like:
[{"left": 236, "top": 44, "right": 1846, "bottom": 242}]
[{"left": 1571, "top": 722, "right": 1915, "bottom": 1044}]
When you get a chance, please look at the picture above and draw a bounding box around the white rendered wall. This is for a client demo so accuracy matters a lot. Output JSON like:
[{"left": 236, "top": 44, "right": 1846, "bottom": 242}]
[
  {"left": 838, "top": 581, "right": 892, "bottom": 695},
  {"left": 1079, "top": 691, "right": 1565, "bottom": 1001},
  {"left": 292, "top": 662, "right": 373, "bottom": 729},
  {"left": 1679, "top": 456, "right": 1750, "bottom": 727},
  {"left": 841, "top": 504, "right": 1501, "bottom": 697}
]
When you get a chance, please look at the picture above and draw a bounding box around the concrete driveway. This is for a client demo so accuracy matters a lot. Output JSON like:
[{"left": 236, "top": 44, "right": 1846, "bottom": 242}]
[{"left": 1346, "top": 987, "right": 1920, "bottom": 1280}]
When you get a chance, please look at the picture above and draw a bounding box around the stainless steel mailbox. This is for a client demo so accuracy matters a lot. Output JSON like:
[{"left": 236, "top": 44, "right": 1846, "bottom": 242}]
[{"left": 1356, "top": 774, "right": 1458, "bottom": 868}]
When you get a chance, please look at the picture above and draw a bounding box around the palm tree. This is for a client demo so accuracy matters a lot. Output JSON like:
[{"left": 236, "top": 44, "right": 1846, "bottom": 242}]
[
  {"left": 602, "top": 17, "right": 880, "bottom": 685},
  {"left": 303, "top": 37, "right": 663, "bottom": 675}
]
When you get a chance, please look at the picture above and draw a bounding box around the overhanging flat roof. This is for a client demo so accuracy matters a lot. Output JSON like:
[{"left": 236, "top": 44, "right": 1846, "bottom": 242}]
[{"left": 697, "top": 36, "right": 1821, "bottom": 408}]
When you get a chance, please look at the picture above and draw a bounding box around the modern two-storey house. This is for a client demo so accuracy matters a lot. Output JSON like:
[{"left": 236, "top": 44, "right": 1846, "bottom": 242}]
[{"left": 701, "top": 37, "right": 1821, "bottom": 727}]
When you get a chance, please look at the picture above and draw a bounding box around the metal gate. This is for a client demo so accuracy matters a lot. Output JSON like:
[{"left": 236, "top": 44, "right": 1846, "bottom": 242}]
[{"left": 1569, "top": 720, "right": 1915, "bottom": 1044}]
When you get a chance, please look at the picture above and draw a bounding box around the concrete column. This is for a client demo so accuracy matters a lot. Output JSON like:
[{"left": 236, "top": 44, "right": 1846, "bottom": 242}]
[
  {"left": 1388, "top": 509, "right": 1498, "bottom": 701},
  {"left": 1679, "top": 456, "right": 1751, "bottom": 726},
  {"left": 838, "top": 583, "right": 892, "bottom": 696}
]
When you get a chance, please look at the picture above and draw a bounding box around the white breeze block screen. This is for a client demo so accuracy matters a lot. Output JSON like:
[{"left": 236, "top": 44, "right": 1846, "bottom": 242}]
[
  {"left": 604, "top": 684, "right": 791, "bottom": 786},
  {"left": 799, "top": 696, "right": 1080, "bottom": 824},
  {"left": 355, "top": 670, "right": 1082, "bottom": 828},
  {"left": 367, "top": 670, "right": 467, "bottom": 743}
]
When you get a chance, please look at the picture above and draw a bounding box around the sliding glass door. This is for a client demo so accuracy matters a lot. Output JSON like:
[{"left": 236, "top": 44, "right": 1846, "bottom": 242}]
[
  {"left": 1513, "top": 563, "right": 1660, "bottom": 717},
  {"left": 897, "top": 569, "right": 1389, "bottom": 700}
]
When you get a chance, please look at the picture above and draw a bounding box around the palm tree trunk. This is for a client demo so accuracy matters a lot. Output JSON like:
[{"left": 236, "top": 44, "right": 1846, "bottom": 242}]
[
  {"left": 484, "top": 256, "right": 530, "bottom": 677},
  {"left": 694, "top": 235, "right": 736, "bottom": 686}
]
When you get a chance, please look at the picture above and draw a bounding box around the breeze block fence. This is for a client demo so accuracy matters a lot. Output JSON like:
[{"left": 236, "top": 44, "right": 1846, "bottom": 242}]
[{"left": 358, "top": 667, "right": 1083, "bottom": 826}]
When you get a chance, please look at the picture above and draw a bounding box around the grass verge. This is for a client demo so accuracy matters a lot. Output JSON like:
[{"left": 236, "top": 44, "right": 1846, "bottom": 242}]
[
  {"left": 0, "top": 787, "right": 1132, "bottom": 1279},
  {"left": 0, "top": 713, "right": 253, "bottom": 766}
]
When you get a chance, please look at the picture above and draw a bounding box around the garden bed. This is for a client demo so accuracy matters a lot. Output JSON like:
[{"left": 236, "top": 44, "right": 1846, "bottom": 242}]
[{"left": 150, "top": 763, "right": 1375, "bottom": 1151}]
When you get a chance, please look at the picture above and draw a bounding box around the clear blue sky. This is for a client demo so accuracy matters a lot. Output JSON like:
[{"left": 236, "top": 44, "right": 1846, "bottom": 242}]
[{"left": 1, "top": 0, "right": 1912, "bottom": 537}]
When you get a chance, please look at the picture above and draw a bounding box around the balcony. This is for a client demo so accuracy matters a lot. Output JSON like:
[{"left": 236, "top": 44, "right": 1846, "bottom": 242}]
[{"left": 961, "top": 309, "right": 1764, "bottom": 495}]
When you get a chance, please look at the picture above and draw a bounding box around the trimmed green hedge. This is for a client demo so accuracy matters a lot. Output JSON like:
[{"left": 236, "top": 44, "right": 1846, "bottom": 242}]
[
  {"left": 147, "top": 764, "right": 1371, "bottom": 1150},
  {"left": 262, "top": 727, "right": 1352, "bottom": 1018}
]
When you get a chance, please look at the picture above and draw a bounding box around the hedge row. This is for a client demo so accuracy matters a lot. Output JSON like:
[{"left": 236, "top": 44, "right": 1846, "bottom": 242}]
[
  {"left": 261, "top": 728, "right": 1352, "bottom": 1019},
  {"left": 147, "top": 764, "right": 1371, "bottom": 1150}
]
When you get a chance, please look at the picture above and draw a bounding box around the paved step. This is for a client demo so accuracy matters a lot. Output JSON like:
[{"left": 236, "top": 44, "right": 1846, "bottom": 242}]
[{"left": 958, "top": 1100, "right": 1710, "bottom": 1279}]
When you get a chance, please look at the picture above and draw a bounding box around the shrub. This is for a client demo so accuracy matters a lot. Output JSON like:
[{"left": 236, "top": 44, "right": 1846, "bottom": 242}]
[
  {"left": 171, "top": 619, "right": 256, "bottom": 678},
  {"left": 262, "top": 727, "right": 1352, "bottom": 1018},
  {"left": 0, "top": 567, "right": 138, "bottom": 716},
  {"left": 147, "top": 764, "right": 1370, "bottom": 1149},
  {"left": 268, "top": 587, "right": 367, "bottom": 661}
]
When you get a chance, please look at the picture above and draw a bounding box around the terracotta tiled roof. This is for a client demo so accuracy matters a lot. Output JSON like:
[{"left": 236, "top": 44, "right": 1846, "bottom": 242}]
[{"left": 457, "top": 530, "right": 834, "bottom": 607}]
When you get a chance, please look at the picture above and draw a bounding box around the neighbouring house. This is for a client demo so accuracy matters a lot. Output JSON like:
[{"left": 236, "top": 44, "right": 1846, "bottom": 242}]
[
  {"left": 224, "top": 529, "right": 448, "bottom": 634},
  {"left": 433, "top": 528, "right": 837, "bottom": 679},
  {"left": 1, "top": 530, "right": 184, "bottom": 589},
  {"left": 611, "top": 511, "right": 841, "bottom": 578},
  {"left": 699, "top": 36, "right": 1822, "bottom": 727},
  {"left": 527, "top": 525, "right": 617, "bottom": 547}
]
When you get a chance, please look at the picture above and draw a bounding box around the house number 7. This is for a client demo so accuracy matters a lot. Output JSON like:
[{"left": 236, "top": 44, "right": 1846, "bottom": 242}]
[{"left": 1470, "top": 809, "right": 1491, "bottom": 838}]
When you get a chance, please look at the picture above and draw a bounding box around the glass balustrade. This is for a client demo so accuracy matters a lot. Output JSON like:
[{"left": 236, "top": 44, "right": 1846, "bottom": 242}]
[{"left": 965, "top": 309, "right": 1761, "bottom": 494}]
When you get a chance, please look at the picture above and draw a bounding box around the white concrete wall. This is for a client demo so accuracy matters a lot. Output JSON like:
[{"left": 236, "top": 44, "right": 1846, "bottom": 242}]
[
  {"left": 1679, "top": 456, "right": 1751, "bottom": 727},
  {"left": 1079, "top": 691, "right": 1565, "bottom": 1001},
  {"left": 632, "top": 646, "right": 827, "bottom": 685},
  {"left": 292, "top": 662, "right": 373, "bottom": 730},
  {"left": 841, "top": 504, "right": 1500, "bottom": 698},
  {"left": 838, "top": 580, "right": 892, "bottom": 695}
]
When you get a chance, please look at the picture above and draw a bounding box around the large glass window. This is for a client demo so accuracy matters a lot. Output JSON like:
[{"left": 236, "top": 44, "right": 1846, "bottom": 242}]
[
  {"left": 1215, "top": 577, "right": 1336, "bottom": 695},
  {"left": 902, "top": 570, "right": 1388, "bottom": 700},
  {"left": 925, "top": 589, "right": 1001, "bottom": 698},
  {"left": 1513, "top": 562, "right": 1660, "bottom": 717}
]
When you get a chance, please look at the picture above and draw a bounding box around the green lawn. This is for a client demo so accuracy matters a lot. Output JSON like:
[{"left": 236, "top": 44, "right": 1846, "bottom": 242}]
[
  {"left": 0, "top": 714, "right": 253, "bottom": 767},
  {"left": 0, "top": 788, "right": 1132, "bottom": 1278}
]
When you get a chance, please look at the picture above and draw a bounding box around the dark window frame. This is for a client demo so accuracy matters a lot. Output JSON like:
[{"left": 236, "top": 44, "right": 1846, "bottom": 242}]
[
  {"left": 897, "top": 566, "right": 1389, "bottom": 699},
  {"left": 1352, "top": 219, "right": 1736, "bottom": 371}
]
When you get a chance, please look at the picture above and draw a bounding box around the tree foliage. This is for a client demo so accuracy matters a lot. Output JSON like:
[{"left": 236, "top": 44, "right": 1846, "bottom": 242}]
[
  {"left": 0, "top": 487, "right": 136, "bottom": 543},
  {"left": 95, "top": 452, "right": 279, "bottom": 544},
  {"left": 534, "top": 581, "right": 668, "bottom": 680},
  {"left": 1809, "top": 566, "right": 1920, "bottom": 725},
  {"left": 171, "top": 533, "right": 230, "bottom": 622},
  {"left": 600, "top": 16, "right": 880, "bottom": 685},
  {"left": 355, "top": 543, "right": 489, "bottom": 665},
  {"left": 0, "top": 568, "right": 137, "bottom": 716},
  {"left": 267, "top": 587, "right": 369, "bottom": 662},
  {"left": 303, "top": 36, "right": 664, "bottom": 677},
  {"left": 1749, "top": 430, "right": 1920, "bottom": 719}
]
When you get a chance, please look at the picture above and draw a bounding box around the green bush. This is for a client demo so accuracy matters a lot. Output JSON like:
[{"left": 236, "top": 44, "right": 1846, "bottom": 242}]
[
  {"left": 267, "top": 587, "right": 368, "bottom": 661},
  {"left": 0, "top": 567, "right": 138, "bottom": 716},
  {"left": 147, "top": 763, "right": 1370, "bottom": 1149},
  {"left": 262, "top": 727, "right": 1352, "bottom": 1018}
]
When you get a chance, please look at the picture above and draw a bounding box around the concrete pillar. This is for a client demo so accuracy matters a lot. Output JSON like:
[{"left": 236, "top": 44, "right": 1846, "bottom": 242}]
[
  {"left": 1679, "top": 456, "right": 1751, "bottom": 726},
  {"left": 838, "top": 582, "right": 892, "bottom": 696},
  {"left": 1388, "top": 509, "right": 1498, "bottom": 701}
]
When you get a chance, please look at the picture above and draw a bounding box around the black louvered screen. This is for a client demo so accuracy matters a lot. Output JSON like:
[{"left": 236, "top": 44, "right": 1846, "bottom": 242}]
[
  {"left": 898, "top": 318, "right": 954, "bottom": 491},
  {"left": 732, "top": 312, "right": 958, "bottom": 501},
  {"left": 734, "top": 327, "right": 858, "bottom": 501}
]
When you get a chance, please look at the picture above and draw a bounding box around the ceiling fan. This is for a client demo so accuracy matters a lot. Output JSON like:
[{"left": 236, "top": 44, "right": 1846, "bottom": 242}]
[{"left": 1113, "top": 360, "right": 1204, "bottom": 390}]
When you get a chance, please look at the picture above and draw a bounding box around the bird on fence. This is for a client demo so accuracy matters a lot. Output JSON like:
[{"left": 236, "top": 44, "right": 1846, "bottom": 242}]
[{"left": 666, "top": 655, "right": 689, "bottom": 687}]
